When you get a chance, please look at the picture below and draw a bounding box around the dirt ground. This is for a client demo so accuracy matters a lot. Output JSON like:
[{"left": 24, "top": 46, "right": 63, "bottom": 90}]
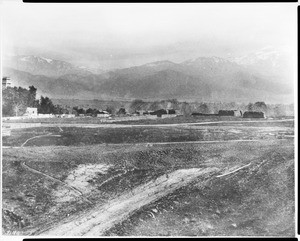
[{"left": 2, "top": 119, "right": 295, "bottom": 237}]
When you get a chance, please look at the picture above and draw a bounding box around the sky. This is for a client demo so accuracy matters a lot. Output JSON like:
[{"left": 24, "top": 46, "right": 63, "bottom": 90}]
[{"left": 1, "top": 1, "right": 297, "bottom": 69}]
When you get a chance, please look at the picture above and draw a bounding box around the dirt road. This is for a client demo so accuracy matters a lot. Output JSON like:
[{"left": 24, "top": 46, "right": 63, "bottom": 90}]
[
  {"left": 38, "top": 167, "right": 219, "bottom": 236},
  {"left": 39, "top": 119, "right": 293, "bottom": 129}
]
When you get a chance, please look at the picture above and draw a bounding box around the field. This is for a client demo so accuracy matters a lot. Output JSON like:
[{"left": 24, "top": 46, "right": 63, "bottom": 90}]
[{"left": 2, "top": 118, "right": 295, "bottom": 236}]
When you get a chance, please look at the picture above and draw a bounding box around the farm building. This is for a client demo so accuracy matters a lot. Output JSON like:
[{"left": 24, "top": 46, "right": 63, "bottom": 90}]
[
  {"left": 132, "top": 111, "right": 141, "bottom": 116},
  {"left": 97, "top": 111, "right": 110, "bottom": 118},
  {"left": 233, "top": 110, "right": 243, "bottom": 117},
  {"left": 24, "top": 107, "right": 38, "bottom": 117},
  {"left": 143, "top": 110, "right": 154, "bottom": 115},
  {"left": 152, "top": 109, "right": 168, "bottom": 117},
  {"left": 167, "top": 109, "right": 176, "bottom": 114},
  {"left": 218, "top": 110, "right": 235, "bottom": 116},
  {"left": 218, "top": 110, "right": 242, "bottom": 117},
  {"left": 2, "top": 77, "right": 11, "bottom": 88},
  {"left": 243, "top": 111, "right": 265, "bottom": 118},
  {"left": 61, "top": 114, "right": 75, "bottom": 118},
  {"left": 191, "top": 113, "right": 218, "bottom": 116},
  {"left": 38, "top": 114, "right": 55, "bottom": 118}
]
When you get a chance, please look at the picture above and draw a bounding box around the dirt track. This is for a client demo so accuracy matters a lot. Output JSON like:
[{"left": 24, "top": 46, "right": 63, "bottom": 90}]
[
  {"left": 38, "top": 167, "right": 220, "bottom": 236},
  {"left": 39, "top": 119, "right": 293, "bottom": 129}
]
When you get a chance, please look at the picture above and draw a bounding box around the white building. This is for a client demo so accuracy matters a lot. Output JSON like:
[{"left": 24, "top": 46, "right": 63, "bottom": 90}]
[
  {"left": 97, "top": 111, "right": 110, "bottom": 118},
  {"left": 2, "top": 77, "right": 11, "bottom": 89},
  {"left": 24, "top": 107, "right": 38, "bottom": 117}
]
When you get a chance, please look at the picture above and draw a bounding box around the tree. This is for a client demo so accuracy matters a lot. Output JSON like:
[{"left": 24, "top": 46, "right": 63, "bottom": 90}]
[
  {"left": 72, "top": 107, "right": 78, "bottom": 116},
  {"left": 246, "top": 102, "right": 254, "bottom": 111},
  {"left": 2, "top": 86, "right": 30, "bottom": 116},
  {"left": 52, "top": 105, "right": 68, "bottom": 115},
  {"left": 117, "top": 107, "right": 126, "bottom": 115},
  {"left": 180, "top": 102, "right": 192, "bottom": 116},
  {"left": 86, "top": 108, "right": 94, "bottom": 114},
  {"left": 166, "top": 99, "right": 179, "bottom": 109},
  {"left": 13, "top": 103, "right": 26, "bottom": 117},
  {"left": 274, "top": 104, "right": 286, "bottom": 117},
  {"left": 77, "top": 108, "right": 86, "bottom": 115},
  {"left": 28, "top": 85, "right": 38, "bottom": 107},
  {"left": 38, "top": 96, "right": 55, "bottom": 114},
  {"left": 149, "top": 101, "right": 161, "bottom": 111},
  {"left": 105, "top": 106, "right": 116, "bottom": 115},
  {"left": 197, "top": 103, "right": 209, "bottom": 114},
  {"left": 130, "top": 99, "right": 145, "bottom": 112},
  {"left": 86, "top": 108, "right": 99, "bottom": 116},
  {"left": 253, "top": 101, "right": 268, "bottom": 112}
]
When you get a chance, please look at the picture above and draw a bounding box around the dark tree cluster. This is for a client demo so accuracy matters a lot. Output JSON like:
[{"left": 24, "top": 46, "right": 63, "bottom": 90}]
[
  {"left": 2, "top": 86, "right": 38, "bottom": 116},
  {"left": 2, "top": 85, "right": 69, "bottom": 116}
]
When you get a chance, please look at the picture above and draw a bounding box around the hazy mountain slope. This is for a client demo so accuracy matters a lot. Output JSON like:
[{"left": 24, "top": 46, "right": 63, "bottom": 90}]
[
  {"left": 2, "top": 68, "right": 104, "bottom": 99},
  {"left": 2, "top": 55, "right": 294, "bottom": 103},
  {"left": 3, "top": 55, "right": 94, "bottom": 77},
  {"left": 106, "top": 60, "right": 184, "bottom": 80},
  {"left": 99, "top": 69, "right": 211, "bottom": 99}
]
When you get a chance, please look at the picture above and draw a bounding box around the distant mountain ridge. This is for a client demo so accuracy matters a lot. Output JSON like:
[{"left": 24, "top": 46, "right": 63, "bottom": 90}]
[
  {"left": 2, "top": 52, "right": 294, "bottom": 104},
  {"left": 3, "top": 55, "right": 104, "bottom": 77}
]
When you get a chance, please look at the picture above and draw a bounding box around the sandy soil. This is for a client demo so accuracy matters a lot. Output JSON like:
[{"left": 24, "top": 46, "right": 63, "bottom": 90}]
[{"left": 38, "top": 167, "right": 220, "bottom": 236}]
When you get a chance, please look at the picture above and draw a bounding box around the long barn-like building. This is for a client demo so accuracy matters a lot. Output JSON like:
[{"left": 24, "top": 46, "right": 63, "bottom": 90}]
[
  {"left": 243, "top": 111, "right": 265, "bottom": 118},
  {"left": 218, "top": 110, "right": 242, "bottom": 117}
]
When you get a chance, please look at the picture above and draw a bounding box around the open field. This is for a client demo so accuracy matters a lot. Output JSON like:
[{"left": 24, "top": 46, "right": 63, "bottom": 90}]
[
  {"left": 2, "top": 120, "right": 294, "bottom": 147},
  {"left": 2, "top": 115, "right": 293, "bottom": 125},
  {"left": 2, "top": 118, "right": 295, "bottom": 236}
]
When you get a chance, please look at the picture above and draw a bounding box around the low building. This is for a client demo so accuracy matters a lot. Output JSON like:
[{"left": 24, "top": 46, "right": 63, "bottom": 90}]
[
  {"left": 24, "top": 107, "right": 38, "bottom": 117},
  {"left": 233, "top": 110, "right": 243, "bottom": 117},
  {"left": 243, "top": 111, "right": 265, "bottom": 118},
  {"left": 132, "top": 111, "right": 141, "bottom": 116},
  {"left": 218, "top": 110, "right": 242, "bottom": 117},
  {"left": 152, "top": 109, "right": 168, "bottom": 117},
  {"left": 218, "top": 110, "right": 235, "bottom": 116},
  {"left": 167, "top": 109, "right": 176, "bottom": 114},
  {"left": 191, "top": 113, "right": 218, "bottom": 116},
  {"left": 161, "top": 114, "right": 177, "bottom": 119},
  {"left": 97, "top": 111, "right": 110, "bottom": 118},
  {"left": 60, "top": 114, "right": 76, "bottom": 118},
  {"left": 37, "top": 113, "right": 55, "bottom": 118},
  {"left": 2, "top": 77, "right": 11, "bottom": 89},
  {"left": 143, "top": 110, "right": 154, "bottom": 115}
]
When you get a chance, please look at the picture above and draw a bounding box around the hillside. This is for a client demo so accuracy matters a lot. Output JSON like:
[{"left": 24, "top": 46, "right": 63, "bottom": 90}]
[
  {"left": 2, "top": 68, "right": 106, "bottom": 99},
  {"left": 2, "top": 55, "right": 294, "bottom": 103},
  {"left": 3, "top": 55, "right": 100, "bottom": 77}
]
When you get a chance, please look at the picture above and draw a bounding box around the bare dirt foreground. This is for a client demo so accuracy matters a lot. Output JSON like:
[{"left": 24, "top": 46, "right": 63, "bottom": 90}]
[
  {"left": 2, "top": 119, "right": 294, "bottom": 236},
  {"left": 38, "top": 167, "right": 219, "bottom": 236}
]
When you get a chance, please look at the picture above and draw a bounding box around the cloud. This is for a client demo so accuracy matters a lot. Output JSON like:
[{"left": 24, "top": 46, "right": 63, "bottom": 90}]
[{"left": 2, "top": 2, "right": 297, "bottom": 69}]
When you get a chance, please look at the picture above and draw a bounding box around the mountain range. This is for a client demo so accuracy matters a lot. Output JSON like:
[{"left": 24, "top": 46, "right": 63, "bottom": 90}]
[{"left": 2, "top": 48, "right": 294, "bottom": 104}]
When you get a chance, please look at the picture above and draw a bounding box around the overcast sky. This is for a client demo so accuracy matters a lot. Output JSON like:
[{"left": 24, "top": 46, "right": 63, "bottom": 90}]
[{"left": 1, "top": 1, "right": 297, "bottom": 69}]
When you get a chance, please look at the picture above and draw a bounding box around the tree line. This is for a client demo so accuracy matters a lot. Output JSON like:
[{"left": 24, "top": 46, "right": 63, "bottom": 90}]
[
  {"left": 128, "top": 99, "right": 293, "bottom": 117},
  {"left": 2, "top": 86, "right": 69, "bottom": 116},
  {"left": 2, "top": 85, "right": 118, "bottom": 117},
  {"left": 2, "top": 86, "right": 293, "bottom": 117}
]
